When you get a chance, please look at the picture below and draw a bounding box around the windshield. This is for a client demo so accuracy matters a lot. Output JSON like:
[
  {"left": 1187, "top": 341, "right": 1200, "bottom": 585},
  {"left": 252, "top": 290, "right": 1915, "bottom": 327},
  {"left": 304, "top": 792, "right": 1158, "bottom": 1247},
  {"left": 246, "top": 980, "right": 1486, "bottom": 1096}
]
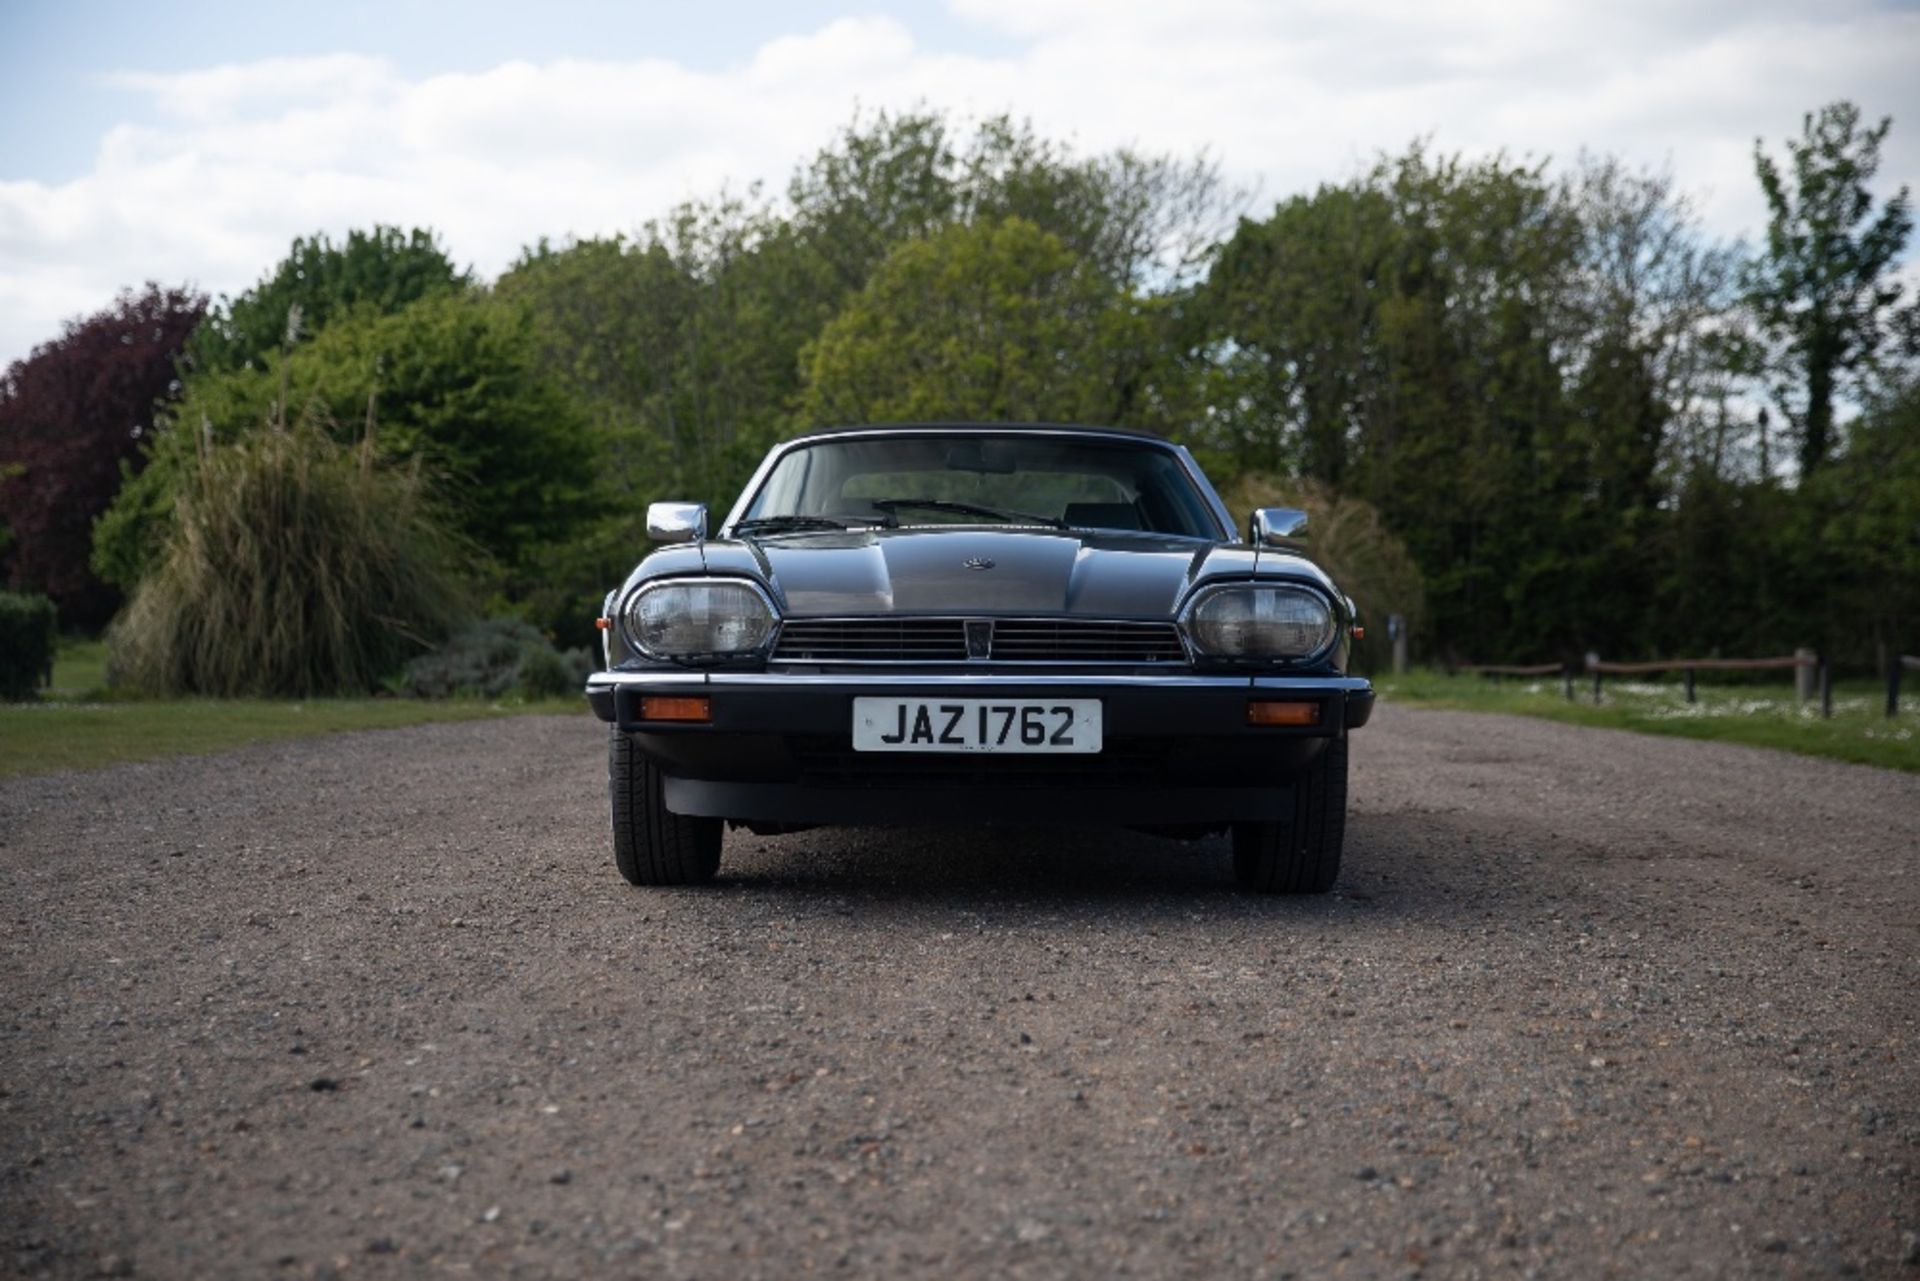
[{"left": 737, "top": 434, "right": 1222, "bottom": 538}]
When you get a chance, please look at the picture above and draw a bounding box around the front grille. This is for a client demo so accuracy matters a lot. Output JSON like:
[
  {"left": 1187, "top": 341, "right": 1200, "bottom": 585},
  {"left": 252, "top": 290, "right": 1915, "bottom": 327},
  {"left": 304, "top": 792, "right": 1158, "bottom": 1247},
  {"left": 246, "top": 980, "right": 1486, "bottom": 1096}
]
[
  {"left": 771, "top": 617, "right": 1187, "bottom": 664},
  {"left": 989, "top": 620, "right": 1186, "bottom": 663},
  {"left": 790, "top": 736, "right": 1170, "bottom": 789},
  {"left": 775, "top": 618, "right": 969, "bottom": 662}
]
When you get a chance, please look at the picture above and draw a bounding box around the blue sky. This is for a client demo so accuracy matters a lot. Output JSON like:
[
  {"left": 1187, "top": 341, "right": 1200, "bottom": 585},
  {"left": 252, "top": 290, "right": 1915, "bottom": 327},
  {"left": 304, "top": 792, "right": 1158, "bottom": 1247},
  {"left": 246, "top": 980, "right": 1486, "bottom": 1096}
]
[{"left": 2, "top": 0, "right": 1915, "bottom": 366}]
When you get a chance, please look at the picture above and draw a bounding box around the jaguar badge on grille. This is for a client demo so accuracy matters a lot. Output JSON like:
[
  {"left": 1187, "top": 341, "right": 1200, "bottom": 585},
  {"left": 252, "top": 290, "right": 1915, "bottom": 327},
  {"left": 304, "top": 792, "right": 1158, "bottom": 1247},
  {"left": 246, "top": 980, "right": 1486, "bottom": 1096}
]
[
  {"left": 965, "top": 620, "right": 994, "bottom": 661},
  {"left": 963, "top": 557, "right": 995, "bottom": 570}
]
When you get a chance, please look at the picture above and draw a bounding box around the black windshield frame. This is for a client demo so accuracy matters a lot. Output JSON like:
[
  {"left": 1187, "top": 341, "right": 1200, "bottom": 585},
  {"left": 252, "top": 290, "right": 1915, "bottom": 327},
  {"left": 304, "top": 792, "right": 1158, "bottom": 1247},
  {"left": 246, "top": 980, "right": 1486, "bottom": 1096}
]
[{"left": 727, "top": 429, "right": 1233, "bottom": 541}]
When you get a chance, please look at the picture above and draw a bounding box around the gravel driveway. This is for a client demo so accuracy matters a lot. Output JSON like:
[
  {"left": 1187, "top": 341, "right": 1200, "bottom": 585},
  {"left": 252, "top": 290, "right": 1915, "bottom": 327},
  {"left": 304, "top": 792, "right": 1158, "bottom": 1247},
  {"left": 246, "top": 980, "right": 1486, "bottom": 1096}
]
[{"left": 2, "top": 705, "right": 1915, "bottom": 1279}]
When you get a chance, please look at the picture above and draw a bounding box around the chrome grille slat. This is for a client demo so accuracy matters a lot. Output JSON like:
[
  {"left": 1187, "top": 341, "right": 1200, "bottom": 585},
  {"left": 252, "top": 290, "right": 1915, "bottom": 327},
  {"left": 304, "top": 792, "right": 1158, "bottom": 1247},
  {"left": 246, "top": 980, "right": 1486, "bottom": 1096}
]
[
  {"left": 772, "top": 618, "right": 1186, "bottom": 664},
  {"left": 775, "top": 620, "right": 969, "bottom": 663}
]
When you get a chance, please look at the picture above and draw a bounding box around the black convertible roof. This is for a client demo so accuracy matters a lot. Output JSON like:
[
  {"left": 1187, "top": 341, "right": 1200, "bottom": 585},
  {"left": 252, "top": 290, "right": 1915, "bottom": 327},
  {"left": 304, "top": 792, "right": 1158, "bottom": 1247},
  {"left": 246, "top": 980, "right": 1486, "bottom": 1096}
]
[{"left": 784, "top": 422, "right": 1173, "bottom": 445}]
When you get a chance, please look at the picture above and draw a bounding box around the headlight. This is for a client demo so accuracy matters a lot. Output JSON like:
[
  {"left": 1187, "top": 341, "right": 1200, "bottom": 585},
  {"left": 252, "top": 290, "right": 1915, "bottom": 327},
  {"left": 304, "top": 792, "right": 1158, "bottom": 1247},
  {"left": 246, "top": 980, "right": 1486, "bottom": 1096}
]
[
  {"left": 623, "top": 580, "right": 777, "bottom": 659},
  {"left": 1184, "top": 585, "right": 1336, "bottom": 659}
]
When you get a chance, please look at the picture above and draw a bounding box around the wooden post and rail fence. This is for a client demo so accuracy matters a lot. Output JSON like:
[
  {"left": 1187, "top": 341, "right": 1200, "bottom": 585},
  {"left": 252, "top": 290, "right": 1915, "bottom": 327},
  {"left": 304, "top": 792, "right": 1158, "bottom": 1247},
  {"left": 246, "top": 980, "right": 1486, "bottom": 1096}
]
[{"left": 1455, "top": 652, "right": 1920, "bottom": 719}]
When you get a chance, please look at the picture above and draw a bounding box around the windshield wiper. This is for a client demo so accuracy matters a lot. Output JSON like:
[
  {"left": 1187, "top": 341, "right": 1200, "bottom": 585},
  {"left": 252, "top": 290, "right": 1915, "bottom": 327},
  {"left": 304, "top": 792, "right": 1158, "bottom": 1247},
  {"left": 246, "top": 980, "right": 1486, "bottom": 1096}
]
[
  {"left": 733, "top": 515, "right": 853, "bottom": 535},
  {"left": 868, "top": 498, "right": 1065, "bottom": 529}
]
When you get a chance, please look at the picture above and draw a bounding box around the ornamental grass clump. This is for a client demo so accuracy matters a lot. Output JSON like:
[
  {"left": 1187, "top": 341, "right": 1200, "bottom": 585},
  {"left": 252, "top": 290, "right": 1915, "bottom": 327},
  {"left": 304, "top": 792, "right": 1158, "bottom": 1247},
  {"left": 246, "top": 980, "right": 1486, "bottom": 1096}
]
[{"left": 109, "top": 419, "right": 472, "bottom": 697}]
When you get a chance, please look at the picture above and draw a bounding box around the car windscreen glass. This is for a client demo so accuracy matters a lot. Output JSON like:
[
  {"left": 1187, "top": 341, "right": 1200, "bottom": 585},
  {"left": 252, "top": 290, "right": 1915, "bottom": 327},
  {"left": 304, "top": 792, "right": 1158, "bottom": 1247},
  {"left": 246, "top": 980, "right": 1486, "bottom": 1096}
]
[{"left": 740, "top": 435, "right": 1220, "bottom": 538}]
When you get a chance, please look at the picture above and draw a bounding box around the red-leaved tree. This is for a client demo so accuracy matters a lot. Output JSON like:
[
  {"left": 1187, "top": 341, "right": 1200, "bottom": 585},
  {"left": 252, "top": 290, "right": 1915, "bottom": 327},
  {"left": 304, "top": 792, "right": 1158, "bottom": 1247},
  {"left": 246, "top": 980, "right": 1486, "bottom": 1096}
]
[{"left": 0, "top": 285, "right": 207, "bottom": 630}]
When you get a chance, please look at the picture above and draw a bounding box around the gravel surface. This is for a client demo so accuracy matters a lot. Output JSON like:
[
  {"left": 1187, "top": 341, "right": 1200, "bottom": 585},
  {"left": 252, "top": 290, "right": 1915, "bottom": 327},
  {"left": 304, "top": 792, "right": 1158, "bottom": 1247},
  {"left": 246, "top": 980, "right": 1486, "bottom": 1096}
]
[{"left": 2, "top": 704, "right": 1916, "bottom": 1279}]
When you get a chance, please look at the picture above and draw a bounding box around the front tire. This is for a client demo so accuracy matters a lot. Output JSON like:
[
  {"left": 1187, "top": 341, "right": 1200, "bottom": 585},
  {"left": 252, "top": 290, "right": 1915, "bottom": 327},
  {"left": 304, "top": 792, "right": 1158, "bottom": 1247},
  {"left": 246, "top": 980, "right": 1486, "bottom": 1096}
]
[
  {"left": 608, "top": 730, "right": 722, "bottom": 885},
  {"left": 1232, "top": 735, "right": 1347, "bottom": 894}
]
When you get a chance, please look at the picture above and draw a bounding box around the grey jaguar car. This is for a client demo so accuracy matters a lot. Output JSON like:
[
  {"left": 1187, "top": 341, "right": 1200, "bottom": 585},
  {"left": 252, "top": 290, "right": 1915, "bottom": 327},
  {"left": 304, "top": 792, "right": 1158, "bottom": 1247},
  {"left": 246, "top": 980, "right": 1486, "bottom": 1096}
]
[{"left": 586, "top": 424, "right": 1372, "bottom": 893}]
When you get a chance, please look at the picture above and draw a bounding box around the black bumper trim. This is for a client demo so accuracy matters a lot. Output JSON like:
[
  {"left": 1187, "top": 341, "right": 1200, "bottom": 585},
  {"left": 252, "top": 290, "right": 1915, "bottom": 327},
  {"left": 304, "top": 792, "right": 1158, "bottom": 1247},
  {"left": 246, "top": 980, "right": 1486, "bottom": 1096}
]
[
  {"left": 584, "top": 670, "right": 1370, "bottom": 827},
  {"left": 664, "top": 778, "right": 1292, "bottom": 825}
]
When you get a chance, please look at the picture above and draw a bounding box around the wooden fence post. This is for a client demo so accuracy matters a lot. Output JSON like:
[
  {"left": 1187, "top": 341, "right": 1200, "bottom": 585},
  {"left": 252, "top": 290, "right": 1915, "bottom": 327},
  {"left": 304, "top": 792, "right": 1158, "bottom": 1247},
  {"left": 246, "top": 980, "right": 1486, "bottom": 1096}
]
[
  {"left": 1684, "top": 667, "right": 1696, "bottom": 704},
  {"left": 1563, "top": 665, "right": 1575, "bottom": 703},
  {"left": 1795, "top": 648, "right": 1816, "bottom": 704}
]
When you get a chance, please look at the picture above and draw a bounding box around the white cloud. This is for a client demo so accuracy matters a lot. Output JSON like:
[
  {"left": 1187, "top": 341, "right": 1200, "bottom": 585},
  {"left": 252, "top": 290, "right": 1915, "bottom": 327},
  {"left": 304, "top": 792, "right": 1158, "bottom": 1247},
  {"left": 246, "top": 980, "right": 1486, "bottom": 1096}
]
[
  {"left": 4, "top": 1, "right": 1917, "bottom": 366},
  {"left": 102, "top": 54, "right": 404, "bottom": 123}
]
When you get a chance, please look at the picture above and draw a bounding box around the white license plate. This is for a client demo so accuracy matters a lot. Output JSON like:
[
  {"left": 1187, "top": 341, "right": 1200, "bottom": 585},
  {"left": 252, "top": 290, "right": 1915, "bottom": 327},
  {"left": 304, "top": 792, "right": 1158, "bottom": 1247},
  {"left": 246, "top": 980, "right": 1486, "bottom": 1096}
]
[{"left": 852, "top": 698, "right": 1102, "bottom": 753}]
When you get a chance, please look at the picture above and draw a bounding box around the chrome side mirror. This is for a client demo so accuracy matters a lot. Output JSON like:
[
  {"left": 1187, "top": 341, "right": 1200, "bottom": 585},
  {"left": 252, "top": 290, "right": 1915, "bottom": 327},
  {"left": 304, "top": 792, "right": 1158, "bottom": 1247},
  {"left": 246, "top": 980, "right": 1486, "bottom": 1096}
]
[
  {"left": 1249, "top": 507, "right": 1308, "bottom": 546},
  {"left": 647, "top": 501, "right": 708, "bottom": 544}
]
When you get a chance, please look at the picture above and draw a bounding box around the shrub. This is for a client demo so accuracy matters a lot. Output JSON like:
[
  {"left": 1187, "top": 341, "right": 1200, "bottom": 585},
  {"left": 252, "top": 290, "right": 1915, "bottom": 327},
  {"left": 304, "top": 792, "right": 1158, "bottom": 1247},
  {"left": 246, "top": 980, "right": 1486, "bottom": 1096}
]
[
  {"left": 517, "top": 644, "right": 584, "bottom": 699},
  {"left": 0, "top": 591, "right": 56, "bottom": 701},
  {"left": 108, "top": 420, "right": 472, "bottom": 697},
  {"left": 398, "top": 618, "right": 590, "bottom": 699}
]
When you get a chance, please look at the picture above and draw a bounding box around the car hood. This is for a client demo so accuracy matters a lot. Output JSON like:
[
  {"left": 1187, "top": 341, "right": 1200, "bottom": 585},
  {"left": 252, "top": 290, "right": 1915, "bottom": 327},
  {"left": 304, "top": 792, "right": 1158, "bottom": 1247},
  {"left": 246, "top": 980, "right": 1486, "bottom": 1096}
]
[{"left": 686, "top": 526, "right": 1324, "bottom": 618}]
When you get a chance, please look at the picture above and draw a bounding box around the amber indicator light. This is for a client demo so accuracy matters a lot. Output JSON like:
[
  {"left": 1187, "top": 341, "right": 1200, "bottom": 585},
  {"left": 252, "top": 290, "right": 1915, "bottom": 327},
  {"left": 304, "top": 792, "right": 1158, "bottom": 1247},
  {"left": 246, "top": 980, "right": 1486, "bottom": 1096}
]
[
  {"left": 1247, "top": 700, "right": 1321, "bottom": 727},
  {"left": 594, "top": 617, "right": 611, "bottom": 631},
  {"left": 641, "top": 695, "right": 712, "bottom": 722}
]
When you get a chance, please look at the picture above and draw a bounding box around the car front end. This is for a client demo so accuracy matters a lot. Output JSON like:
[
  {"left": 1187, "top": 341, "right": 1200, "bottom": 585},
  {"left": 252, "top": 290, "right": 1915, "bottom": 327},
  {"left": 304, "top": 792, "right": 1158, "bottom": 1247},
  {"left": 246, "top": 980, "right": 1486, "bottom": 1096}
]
[{"left": 586, "top": 425, "right": 1373, "bottom": 891}]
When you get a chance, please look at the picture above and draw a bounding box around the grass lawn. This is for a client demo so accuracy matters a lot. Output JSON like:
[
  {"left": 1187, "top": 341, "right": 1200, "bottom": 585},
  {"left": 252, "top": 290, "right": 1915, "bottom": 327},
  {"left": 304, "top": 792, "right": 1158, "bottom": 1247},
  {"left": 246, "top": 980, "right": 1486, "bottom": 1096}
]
[
  {"left": 1, "top": 639, "right": 585, "bottom": 780},
  {"left": 1374, "top": 669, "right": 1918, "bottom": 774}
]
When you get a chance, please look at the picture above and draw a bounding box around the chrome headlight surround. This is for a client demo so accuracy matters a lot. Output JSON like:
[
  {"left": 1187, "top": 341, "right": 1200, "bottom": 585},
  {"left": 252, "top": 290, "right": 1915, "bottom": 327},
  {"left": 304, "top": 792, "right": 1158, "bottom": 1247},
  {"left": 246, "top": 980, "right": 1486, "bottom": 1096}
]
[
  {"left": 1179, "top": 582, "right": 1339, "bottom": 662},
  {"left": 620, "top": 577, "right": 780, "bottom": 662}
]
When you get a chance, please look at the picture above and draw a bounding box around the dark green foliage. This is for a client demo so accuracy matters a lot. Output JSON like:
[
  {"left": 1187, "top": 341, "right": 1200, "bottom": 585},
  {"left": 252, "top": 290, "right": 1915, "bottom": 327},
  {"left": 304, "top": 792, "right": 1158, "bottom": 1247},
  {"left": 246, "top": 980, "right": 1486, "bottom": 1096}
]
[
  {"left": 1748, "top": 103, "right": 1915, "bottom": 474},
  {"left": 1202, "top": 149, "right": 1581, "bottom": 658},
  {"left": 398, "top": 618, "right": 590, "bottom": 699},
  {"left": 192, "top": 226, "right": 469, "bottom": 374},
  {"left": 497, "top": 110, "right": 1232, "bottom": 525},
  {"left": 108, "top": 421, "right": 472, "bottom": 697},
  {"left": 500, "top": 207, "right": 829, "bottom": 554},
  {"left": 788, "top": 109, "right": 1233, "bottom": 294},
  {"left": 445, "top": 105, "right": 1920, "bottom": 667},
  {"left": 10, "top": 103, "right": 1910, "bottom": 682},
  {"left": 0, "top": 591, "right": 57, "bottom": 701},
  {"left": 798, "top": 217, "right": 1169, "bottom": 427},
  {"left": 95, "top": 292, "right": 595, "bottom": 605},
  {"left": 1197, "top": 144, "right": 1777, "bottom": 663},
  {"left": 1792, "top": 377, "right": 1920, "bottom": 660},
  {"left": 1659, "top": 470, "right": 1808, "bottom": 656}
]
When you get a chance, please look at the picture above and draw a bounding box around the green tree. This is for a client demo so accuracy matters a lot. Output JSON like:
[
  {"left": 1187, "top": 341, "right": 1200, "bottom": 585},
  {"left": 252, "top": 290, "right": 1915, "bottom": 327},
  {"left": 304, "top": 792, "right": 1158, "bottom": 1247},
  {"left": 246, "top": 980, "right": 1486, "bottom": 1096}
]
[
  {"left": 1748, "top": 101, "right": 1915, "bottom": 475},
  {"left": 1203, "top": 148, "right": 1586, "bottom": 659},
  {"left": 1799, "top": 377, "right": 1920, "bottom": 664},
  {"left": 1200, "top": 145, "right": 1754, "bottom": 662},
  {"left": 495, "top": 108, "right": 1237, "bottom": 581},
  {"left": 193, "top": 226, "right": 469, "bottom": 373},
  {"left": 1660, "top": 467, "right": 1803, "bottom": 656},
  {"left": 1563, "top": 156, "right": 1743, "bottom": 483},
  {"left": 1201, "top": 183, "right": 1397, "bottom": 482},
  {"left": 501, "top": 201, "right": 836, "bottom": 522},
  {"left": 95, "top": 292, "right": 592, "bottom": 611},
  {"left": 789, "top": 109, "right": 1234, "bottom": 294},
  {"left": 500, "top": 209, "right": 839, "bottom": 637},
  {"left": 798, "top": 217, "right": 1162, "bottom": 426}
]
